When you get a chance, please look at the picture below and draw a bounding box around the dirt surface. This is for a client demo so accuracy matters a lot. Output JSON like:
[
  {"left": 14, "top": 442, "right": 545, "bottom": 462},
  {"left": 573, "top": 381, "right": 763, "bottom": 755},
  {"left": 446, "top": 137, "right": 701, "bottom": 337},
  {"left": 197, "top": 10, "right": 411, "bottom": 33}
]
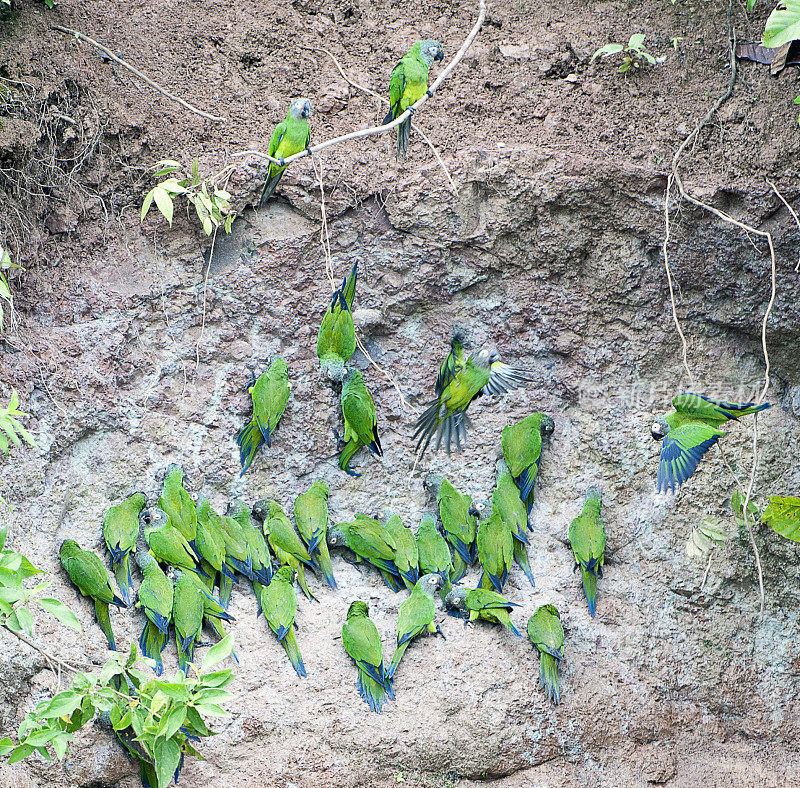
[{"left": 2, "top": 0, "right": 800, "bottom": 786}]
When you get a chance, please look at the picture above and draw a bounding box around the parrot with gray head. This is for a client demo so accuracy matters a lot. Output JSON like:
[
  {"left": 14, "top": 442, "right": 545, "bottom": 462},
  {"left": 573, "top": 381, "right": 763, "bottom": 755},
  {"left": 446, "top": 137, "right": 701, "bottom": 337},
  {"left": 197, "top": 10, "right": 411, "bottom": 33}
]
[{"left": 259, "top": 98, "right": 311, "bottom": 206}]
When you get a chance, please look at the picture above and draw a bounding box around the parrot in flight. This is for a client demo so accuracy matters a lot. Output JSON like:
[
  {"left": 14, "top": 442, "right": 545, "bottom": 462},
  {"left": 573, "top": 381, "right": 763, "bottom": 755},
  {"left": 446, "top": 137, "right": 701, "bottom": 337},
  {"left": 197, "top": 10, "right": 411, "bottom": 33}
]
[
  {"left": 425, "top": 475, "right": 478, "bottom": 584},
  {"left": 257, "top": 566, "right": 306, "bottom": 677},
  {"left": 171, "top": 569, "right": 206, "bottom": 674},
  {"left": 252, "top": 499, "right": 317, "bottom": 601},
  {"left": 475, "top": 503, "right": 514, "bottom": 593},
  {"left": 158, "top": 464, "right": 197, "bottom": 544},
  {"left": 339, "top": 368, "right": 382, "bottom": 477},
  {"left": 317, "top": 262, "right": 357, "bottom": 383},
  {"left": 140, "top": 508, "right": 208, "bottom": 578},
  {"left": 501, "top": 412, "right": 555, "bottom": 516},
  {"left": 328, "top": 515, "right": 403, "bottom": 591},
  {"left": 381, "top": 511, "right": 419, "bottom": 591},
  {"left": 60, "top": 540, "right": 126, "bottom": 650},
  {"left": 341, "top": 600, "right": 394, "bottom": 713},
  {"left": 527, "top": 605, "right": 565, "bottom": 704},
  {"left": 568, "top": 486, "right": 606, "bottom": 617},
  {"left": 415, "top": 512, "right": 453, "bottom": 598},
  {"left": 413, "top": 331, "right": 534, "bottom": 457},
  {"left": 651, "top": 393, "right": 771, "bottom": 493},
  {"left": 387, "top": 573, "right": 442, "bottom": 680},
  {"left": 493, "top": 460, "right": 535, "bottom": 587},
  {"left": 134, "top": 550, "right": 173, "bottom": 675},
  {"left": 444, "top": 587, "right": 521, "bottom": 637},
  {"left": 237, "top": 356, "right": 291, "bottom": 475},
  {"left": 294, "top": 480, "right": 337, "bottom": 589},
  {"left": 102, "top": 491, "right": 146, "bottom": 606},
  {"left": 383, "top": 40, "right": 444, "bottom": 159},
  {"left": 259, "top": 97, "right": 311, "bottom": 206}
]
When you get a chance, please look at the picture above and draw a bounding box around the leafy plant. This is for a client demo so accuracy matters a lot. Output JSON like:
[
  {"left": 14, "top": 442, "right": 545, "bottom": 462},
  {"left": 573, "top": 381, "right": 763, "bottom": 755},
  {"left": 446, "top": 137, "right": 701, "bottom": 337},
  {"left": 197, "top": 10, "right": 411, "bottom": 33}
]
[
  {"left": 0, "top": 526, "right": 79, "bottom": 636},
  {"left": 0, "top": 389, "right": 36, "bottom": 456},
  {"left": 761, "top": 495, "right": 800, "bottom": 541},
  {"left": 592, "top": 34, "right": 657, "bottom": 72},
  {"left": 763, "top": 0, "right": 800, "bottom": 49},
  {"left": 0, "top": 245, "right": 21, "bottom": 333},
  {"left": 686, "top": 517, "right": 727, "bottom": 559},
  {"left": 141, "top": 160, "right": 235, "bottom": 237},
  {"left": 731, "top": 490, "right": 763, "bottom": 546}
]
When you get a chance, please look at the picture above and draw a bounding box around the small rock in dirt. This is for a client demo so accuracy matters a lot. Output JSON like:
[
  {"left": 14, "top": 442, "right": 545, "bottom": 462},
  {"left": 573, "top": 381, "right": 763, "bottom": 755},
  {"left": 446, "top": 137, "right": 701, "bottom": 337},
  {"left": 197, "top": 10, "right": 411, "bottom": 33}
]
[
  {"left": 499, "top": 43, "right": 533, "bottom": 59},
  {"left": 353, "top": 308, "right": 383, "bottom": 329},
  {"left": 317, "top": 83, "right": 350, "bottom": 114}
]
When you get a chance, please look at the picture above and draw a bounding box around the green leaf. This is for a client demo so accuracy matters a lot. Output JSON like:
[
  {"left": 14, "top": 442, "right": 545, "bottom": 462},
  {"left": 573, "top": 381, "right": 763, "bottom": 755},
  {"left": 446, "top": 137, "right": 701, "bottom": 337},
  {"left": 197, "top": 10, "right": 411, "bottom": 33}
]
[
  {"left": 591, "top": 43, "right": 624, "bottom": 60},
  {"left": 763, "top": 0, "right": 800, "bottom": 48},
  {"left": 155, "top": 159, "right": 182, "bottom": 170},
  {"left": 153, "top": 681, "right": 189, "bottom": 702},
  {"left": 158, "top": 178, "right": 188, "bottom": 195},
  {"left": 126, "top": 641, "right": 138, "bottom": 668},
  {"left": 0, "top": 737, "right": 15, "bottom": 757},
  {"left": 192, "top": 688, "right": 232, "bottom": 706},
  {"left": 141, "top": 188, "right": 156, "bottom": 223},
  {"left": 52, "top": 732, "right": 70, "bottom": 760},
  {"left": 38, "top": 598, "right": 81, "bottom": 631},
  {"left": 747, "top": 0, "right": 757, "bottom": 9},
  {"left": 8, "top": 606, "right": 34, "bottom": 635},
  {"left": 152, "top": 187, "right": 174, "bottom": 226},
  {"left": 184, "top": 706, "right": 210, "bottom": 737},
  {"left": 0, "top": 527, "right": 7, "bottom": 551},
  {"left": 762, "top": 495, "right": 800, "bottom": 541},
  {"left": 158, "top": 704, "right": 186, "bottom": 741},
  {"left": 224, "top": 213, "right": 235, "bottom": 234},
  {"left": 199, "top": 669, "right": 233, "bottom": 689},
  {"left": 201, "top": 634, "right": 233, "bottom": 671},
  {"left": 193, "top": 703, "right": 227, "bottom": 717},
  {"left": 154, "top": 737, "right": 181, "bottom": 788},
  {"left": 8, "top": 743, "right": 34, "bottom": 764},
  {"left": 628, "top": 33, "right": 646, "bottom": 50},
  {"left": 41, "top": 691, "right": 84, "bottom": 719},
  {"left": 18, "top": 555, "right": 43, "bottom": 578}
]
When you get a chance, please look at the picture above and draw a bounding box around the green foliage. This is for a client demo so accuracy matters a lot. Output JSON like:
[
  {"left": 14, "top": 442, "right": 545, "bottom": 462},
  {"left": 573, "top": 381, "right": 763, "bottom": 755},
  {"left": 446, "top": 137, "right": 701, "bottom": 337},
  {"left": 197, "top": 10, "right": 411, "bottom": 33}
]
[
  {"left": 761, "top": 495, "right": 800, "bottom": 541},
  {"left": 730, "top": 490, "right": 763, "bottom": 546},
  {"left": 141, "top": 159, "right": 235, "bottom": 236},
  {"left": 0, "top": 526, "right": 80, "bottom": 635},
  {"left": 0, "top": 389, "right": 36, "bottom": 456},
  {"left": 0, "top": 245, "right": 21, "bottom": 333},
  {"left": 763, "top": 0, "right": 800, "bottom": 49},
  {"left": 1, "top": 638, "right": 234, "bottom": 787},
  {"left": 686, "top": 517, "right": 727, "bottom": 559},
  {"left": 592, "top": 34, "right": 657, "bottom": 72}
]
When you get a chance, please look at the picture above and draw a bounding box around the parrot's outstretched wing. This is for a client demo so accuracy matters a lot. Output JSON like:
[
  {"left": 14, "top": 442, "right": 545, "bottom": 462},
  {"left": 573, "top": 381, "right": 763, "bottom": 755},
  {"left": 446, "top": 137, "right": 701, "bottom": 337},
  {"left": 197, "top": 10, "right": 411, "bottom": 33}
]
[
  {"left": 435, "top": 333, "right": 466, "bottom": 397},
  {"left": 673, "top": 393, "right": 771, "bottom": 420},
  {"left": 482, "top": 361, "right": 534, "bottom": 395},
  {"left": 657, "top": 421, "right": 722, "bottom": 492}
]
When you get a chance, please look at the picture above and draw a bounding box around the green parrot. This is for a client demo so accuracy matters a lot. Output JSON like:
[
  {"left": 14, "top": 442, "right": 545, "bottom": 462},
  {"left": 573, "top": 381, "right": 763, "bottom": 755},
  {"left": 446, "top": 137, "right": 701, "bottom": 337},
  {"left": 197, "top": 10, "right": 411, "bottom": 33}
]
[
  {"left": 381, "top": 511, "right": 419, "bottom": 591},
  {"left": 195, "top": 497, "right": 236, "bottom": 590},
  {"left": 237, "top": 356, "right": 291, "bottom": 476},
  {"left": 252, "top": 499, "right": 316, "bottom": 601},
  {"left": 293, "top": 480, "right": 337, "bottom": 589},
  {"left": 425, "top": 475, "right": 478, "bottom": 584},
  {"left": 227, "top": 500, "right": 274, "bottom": 612},
  {"left": 259, "top": 97, "right": 312, "bottom": 206},
  {"left": 413, "top": 331, "right": 534, "bottom": 457},
  {"left": 444, "top": 587, "right": 521, "bottom": 637},
  {"left": 328, "top": 515, "right": 403, "bottom": 591},
  {"left": 415, "top": 511, "right": 453, "bottom": 598},
  {"left": 171, "top": 570, "right": 206, "bottom": 674},
  {"left": 475, "top": 503, "right": 514, "bottom": 593},
  {"left": 651, "top": 393, "right": 771, "bottom": 492},
  {"left": 60, "top": 540, "right": 126, "bottom": 651},
  {"left": 527, "top": 605, "right": 565, "bottom": 704},
  {"left": 493, "top": 460, "right": 535, "bottom": 587},
  {"left": 256, "top": 565, "right": 306, "bottom": 677},
  {"left": 341, "top": 600, "right": 395, "bottom": 713},
  {"left": 102, "top": 491, "right": 146, "bottom": 606},
  {"left": 317, "top": 262, "right": 357, "bottom": 383},
  {"left": 568, "top": 486, "right": 606, "bottom": 617},
  {"left": 217, "top": 512, "right": 257, "bottom": 584},
  {"left": 140, "top": 508, "right": 208, "bottom": 579},
  {"left": 383, "top": 40, "right": 444, "bottom": 159},
  {"left": 387, "top": 573, "right": 442, "bottom": 679},
  {"left": 158, "top": 464, "right": 197, "bottom": 543},
  {"left": 501, "top": 412, "right": 555, "bottom": 515},
  {"left": 339, "top": 367, "right": 383, "bottom": 477},
  {"left": 134, "top": 550, "right": 173, "bottom": 675},
  {"left": 182, "top": 570, "right": 237, "bottom": 663}
]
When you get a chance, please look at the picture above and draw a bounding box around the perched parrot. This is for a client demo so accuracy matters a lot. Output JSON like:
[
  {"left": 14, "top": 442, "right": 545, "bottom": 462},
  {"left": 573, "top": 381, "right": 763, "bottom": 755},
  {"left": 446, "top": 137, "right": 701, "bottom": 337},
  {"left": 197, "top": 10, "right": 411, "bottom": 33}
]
[
  {"left": 257, "top": 566, "right": 306, "bottom": 677},
  {"left": 252, "top": 499, "right": 316, "bottom": 601},
  {"left": 140, "top": 508, "right": 208, "bottom": 578},
  {"left": 387, "top": 573, "right": 442, "bottom": 679},
  {"left": 651, "top": 393, "right": 771, "bottom": 493},
  {"left": 341, "top": 600, "right": 394, "bottom": 713},
  {"left": 172, "top": 570, "right": 206, "bottom": 674},
  {"left": 568, "top": 486, "right": 606, "bottom": 617},
  {"left": 217, "top": 512, "right": 257, "bottom": 584},
  {"left": 134, "top": 550, "right": 173, "bottom": 675},
  {"left": 194, "top": 498, "right": 236, "bottom": 590},
  {"left": 383, "top": 40, "right": 444, "bottom": 159},
  {"left": 425, "top": 475, "right": 478, "bottom": 584},
  {"left": 382, "top": 511, "right": 419, "bottom": 591},
  {"left": 444, "top": 587, "right": 521, "bottom": 637},
  {"left": 527, "top": 605, "right": 565, "bottom": 704},
  {"left": 317, "top": 262, "right": 357, "bottom": 383},
  {"left": 259, "top": 97, "right": 311, "bottom": 206},
  {"left": 413, "top": 330, "right": 534, "bottom": 457},
  {"left": 328, "top": 516, "right": 403, "bottom": 590},
  {"left": 228, "top": 500, "right": 274, "bottom": 600},
  {"left": 339, "top": 368, "right": 382, "bottom": 477},
  {"left": 102, "top": 492, "right": 146, "bottom": 606},
  {"left": 60, "top": 540, "right": 126, "bottom": 650},
  {"left": 237, "top": 356, "right": 291, "bottom": 476},
  {"left": 182, "top": 570, "right": 237, "bottom": 661},
  {"left": 415, "top": 512, "right": 453, "bottom": 598},
  {"left": 493, "top": 460, "right": 535, "bottom": 587},
  {"left": 501, "top": 412, "right": 555, "bottom": 515},
  {"left": 293, "top": 480, "right": 337, "bottom": 589},
  {"left": 475, "top": 504, "right": 514, "bottom": 593},
  {"left": 158, "top": 464, "right": 197, "bottom": 543}
]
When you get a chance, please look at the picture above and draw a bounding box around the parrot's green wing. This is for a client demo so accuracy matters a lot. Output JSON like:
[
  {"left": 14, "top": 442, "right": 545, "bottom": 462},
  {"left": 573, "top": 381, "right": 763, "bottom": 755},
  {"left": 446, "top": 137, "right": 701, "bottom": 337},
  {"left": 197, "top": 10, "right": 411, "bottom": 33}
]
[
  {"left": 158, "top": 466, "right": 197, "bottom": 542},
  {"left": 387, "top": 61, "right": 407, "bottom": 119},
  {"left": 342, "top": 614, "right": 385, "bottom": 683},
  {"left": 477, "top": 511, "right": 513, "bottom": 593},
  {"left": 103, "top": 492, "right": 146, "bottom": 606},
  {"left": 672, "top": 393, "right": 770, "bottom": 422},
  {"left": 267, "top": 121, "right": 287, "bottom": 159},
  {"left": 253, "top": 357, "right": 290, "bottom": 448},
  {"left": 395, "top": 588, "right": 435, "bottom": 646},
  {"left": 435, "top": 333, "right": 466, "bottom": 397},
  {"left": 657, "top": 419, "right": 724, "bottom": 493},
  {"left": 527, "top": 605, "right": 564, "bottom": 658}
]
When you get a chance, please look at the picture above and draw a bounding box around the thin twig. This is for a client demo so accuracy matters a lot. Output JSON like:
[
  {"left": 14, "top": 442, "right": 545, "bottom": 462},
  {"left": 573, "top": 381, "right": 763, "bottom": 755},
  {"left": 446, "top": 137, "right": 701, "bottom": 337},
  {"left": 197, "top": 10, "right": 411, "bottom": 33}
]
[
  {"left": 51, "top": 25, "right": 227, "bottom": 123},
  {"left": 232, "top": 0, "right": 486, "bottom": 167},
  {"left": 311, "top": 156, "right": 336, "bottom": 289},
  {"left": 3, "top": 625, "right": 82, "bottom": 674},
  {"left": 767, "top": 180, "right": 800, "bottom": 273}
]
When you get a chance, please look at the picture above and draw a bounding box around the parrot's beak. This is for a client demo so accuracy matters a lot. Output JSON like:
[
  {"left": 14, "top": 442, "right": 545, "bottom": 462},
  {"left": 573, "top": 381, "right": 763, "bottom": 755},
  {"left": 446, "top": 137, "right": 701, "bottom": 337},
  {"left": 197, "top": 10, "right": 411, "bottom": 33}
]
[
  {"left": 302, "top": 103, "right": 311, "bottom": 118},
  {"left": 435, "top": 47, "right": 444, "bottom": 62}
]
